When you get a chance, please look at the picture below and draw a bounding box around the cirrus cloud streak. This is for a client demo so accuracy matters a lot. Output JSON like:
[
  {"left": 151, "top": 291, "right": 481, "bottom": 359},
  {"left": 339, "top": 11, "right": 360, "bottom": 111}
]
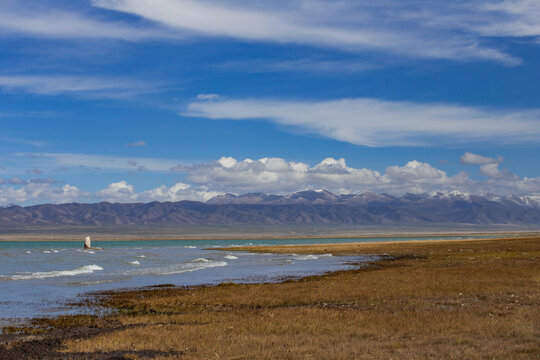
[{"left": 185, "top": 97, "right": 540, "bottom": 147}]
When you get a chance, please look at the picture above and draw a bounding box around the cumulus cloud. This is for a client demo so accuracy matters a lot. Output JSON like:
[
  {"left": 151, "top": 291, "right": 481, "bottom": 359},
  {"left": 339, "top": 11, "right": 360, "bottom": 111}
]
[
  {"left": 0, "top": 183, "right": 86, "bottom": 205},
  {"left": 2, "top": 156, "right": 540, "bottom": 206},
  {"left": 459, "top": 151, "right": 519, "bottom": 181},
  {"left": 175, "top": 156, "right": 471, "bottom": 195},
  {"left": 460, "top": 152, "right": 504, "bottom": 165},
  {"left": 479, "top": 163, "right": 520, "bottom": 180},
  {"left": 185, "top": 97, "right": 540, "bottom": 147},
  {"left": 136, "top": 183, "right": 220, "bottom": 203},
  {"left": 93, "top": 181, "right": 219, "bottom": 203},
  {"left": 95, "top": 181, "right": 137, "bottom": 202},
  {"left": 171, "top": 156, "right": 540, "bottom": 196}
]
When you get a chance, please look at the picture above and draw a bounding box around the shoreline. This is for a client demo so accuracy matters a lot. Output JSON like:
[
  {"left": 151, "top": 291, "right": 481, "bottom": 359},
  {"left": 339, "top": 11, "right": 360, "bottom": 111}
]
[
  {"left": 1, "top": 231, "right": 539, "bottom": 242},
  {"left": 217, "top": 235, "right": 540, "bottom": 253},
  {"left": 2, "top": 236, "right": 538, "bottom": 359}
]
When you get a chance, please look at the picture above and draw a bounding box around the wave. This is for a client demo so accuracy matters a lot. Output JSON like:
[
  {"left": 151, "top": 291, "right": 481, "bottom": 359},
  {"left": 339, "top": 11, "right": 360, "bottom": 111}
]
[
  {"left": 294, "top": 255, "right": 319, "bottom": 261},
  {"left": 191, "top": 257, "right": 210, "bottom": 263},
  {"left": 77, "top": 249, "right": 96, "bottom": 254},
  {"left": 1, "top": 265, "right": 103, "bottom": 281},
  {"left": 224, "top": 255, "right": 238, "bottom": 260},
  {"left": 129, "top": 260, "right": 141, "bottom": 265},
  {"left": 184, "top": 246, "right": 197, "bottom": 249},
  {"left": 126, "top": 260, "right": 227, "bottom": 277}
]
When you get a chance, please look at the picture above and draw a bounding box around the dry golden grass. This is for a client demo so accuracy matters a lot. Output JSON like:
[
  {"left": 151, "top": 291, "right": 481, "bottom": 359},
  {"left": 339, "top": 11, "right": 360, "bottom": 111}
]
[{"left": 44, "top": 237, "right": 538, "bottom": 359}]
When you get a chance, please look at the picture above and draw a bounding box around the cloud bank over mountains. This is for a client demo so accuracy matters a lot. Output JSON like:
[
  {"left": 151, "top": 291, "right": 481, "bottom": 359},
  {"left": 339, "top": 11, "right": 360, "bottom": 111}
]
[{"left": 1, "top": 153, "right": 539, "bottom": 206}]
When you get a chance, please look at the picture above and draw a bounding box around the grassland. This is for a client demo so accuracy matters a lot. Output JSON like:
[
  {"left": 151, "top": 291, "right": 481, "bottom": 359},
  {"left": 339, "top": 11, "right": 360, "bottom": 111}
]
[{"left": 1, "top": 236, "right": 539, "bottom": 359}]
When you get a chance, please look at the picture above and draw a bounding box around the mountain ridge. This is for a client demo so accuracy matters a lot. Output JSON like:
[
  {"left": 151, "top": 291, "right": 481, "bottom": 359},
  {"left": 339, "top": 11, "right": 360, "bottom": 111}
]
[{"left": 1, "top": 190, "right": 540, "bottom": 227}]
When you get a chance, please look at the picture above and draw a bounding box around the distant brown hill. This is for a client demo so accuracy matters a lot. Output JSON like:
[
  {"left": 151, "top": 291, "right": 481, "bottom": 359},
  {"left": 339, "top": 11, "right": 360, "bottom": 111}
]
[{"left": 1, "top": 190, "right": 540, "bottom": 227}]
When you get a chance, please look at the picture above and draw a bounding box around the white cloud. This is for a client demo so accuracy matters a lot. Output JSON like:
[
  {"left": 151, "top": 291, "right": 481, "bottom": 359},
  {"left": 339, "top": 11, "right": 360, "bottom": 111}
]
[
  {"left": 2, "top": 155, "right": 540, "bottom": 206},
  {"left": 0, "top": 1, "right": 167, "bottom": 41},
  {"left": 93, "top": 181, "right": 219, "bottom": 203},
  {"left": 460, "top": 152, "right": 504, "bottom": 165},
  {"left": 95, "top": 181, "right": 137, "bottom": 202},
  {"left": 175, "top": 156, "right": 540, "bottom": 196},
  {"left": 184, "top": 97, "right": 540, "bottom": 147},
  {"left": 177, "top": 156, "right": 471, "bottom": 195},
  {"left": 473, "top": 0, "right": 540, "bottom": 38},
  {"left": 92, "top": 0, "right": 525, "bottom": 64},
  {"left": 0, "top": 0, "right": 536, "bottom": 67},
  {"left": 0, "top": 135, "right": 46, "bottom": 147},
  {"left": 459, "top": 151, "right": 519, "bottom": 181},
  {"left": 0, "top": 183, "right": 86, "bottom": 205},
  {"left": 136, "top": 183, "right": 220, "bottom": 203},
  {"left": 479, "top": 163, "right": 519, "bottom": 180},
  {"left": 0, "top": 75, "right": 157, "bottom": 99},
  {"left": 15, "top": 152, "right": 182, "bottom": 173},
  {"left": 197, "top": 94, "right": 220, "bottom": 101},
  {"left": 217, "top": 59, "right": 379, "bottom": 74}
]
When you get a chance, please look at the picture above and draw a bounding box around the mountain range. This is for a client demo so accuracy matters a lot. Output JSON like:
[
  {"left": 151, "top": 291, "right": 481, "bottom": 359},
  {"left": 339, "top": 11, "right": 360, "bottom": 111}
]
[{"left": 1, "top": 190, "right": 540, "bottom": 227}]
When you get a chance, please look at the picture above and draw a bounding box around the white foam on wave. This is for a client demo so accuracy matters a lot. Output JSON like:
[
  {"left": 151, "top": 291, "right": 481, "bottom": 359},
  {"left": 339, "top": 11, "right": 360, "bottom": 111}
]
[
  {"left": 42, "top": 250, "right": 51, "bottom": 254},
  {"left": 78, "top": 249, "right": 95, "bottom": 254},
  {"left": 137, "top": 255, "right": 146, "bottom": 258},
  {"left": 184, "top": 246, "right": 197, "bottom": 249},
  {"left": 294, "top": 255, "right": 319, "bottom": 261},
  {"left": 126, "top": 260, "right": 227, "bottom": 277},
  {"left": 224, "top": 255, "right": 238, "bottom": 260},
  {"left": 25, "top": 251, "right": 31, "bottom": 254},
  {"left": 1, "top": 265, "right": 104, "bottom": 281},
  {"left": 191, "top": 257, "right": 210, "bottom": 263},
  {"left": 129, "top": 260, "right": 141, "bottom": 265},
  {"left": 77, "top": 249, "right": 96, "bottom": 254}
]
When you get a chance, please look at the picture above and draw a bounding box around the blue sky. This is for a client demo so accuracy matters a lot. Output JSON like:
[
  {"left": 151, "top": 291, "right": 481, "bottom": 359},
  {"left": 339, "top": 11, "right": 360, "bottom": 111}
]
[{"left": 1, "top": 0, "right": 540, "bottom": 205}]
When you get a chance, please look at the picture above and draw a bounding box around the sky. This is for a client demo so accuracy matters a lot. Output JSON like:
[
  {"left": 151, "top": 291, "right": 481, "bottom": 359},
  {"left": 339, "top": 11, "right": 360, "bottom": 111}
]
[{"left": 1, "top": 0, "right": 540, "bottom": 205}]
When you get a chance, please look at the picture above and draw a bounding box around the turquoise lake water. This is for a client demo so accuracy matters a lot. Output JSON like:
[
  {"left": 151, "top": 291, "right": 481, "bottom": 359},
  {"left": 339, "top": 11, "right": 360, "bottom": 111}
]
[{"left": 0, "top": 236, "right": 481, "bottom": 325}]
